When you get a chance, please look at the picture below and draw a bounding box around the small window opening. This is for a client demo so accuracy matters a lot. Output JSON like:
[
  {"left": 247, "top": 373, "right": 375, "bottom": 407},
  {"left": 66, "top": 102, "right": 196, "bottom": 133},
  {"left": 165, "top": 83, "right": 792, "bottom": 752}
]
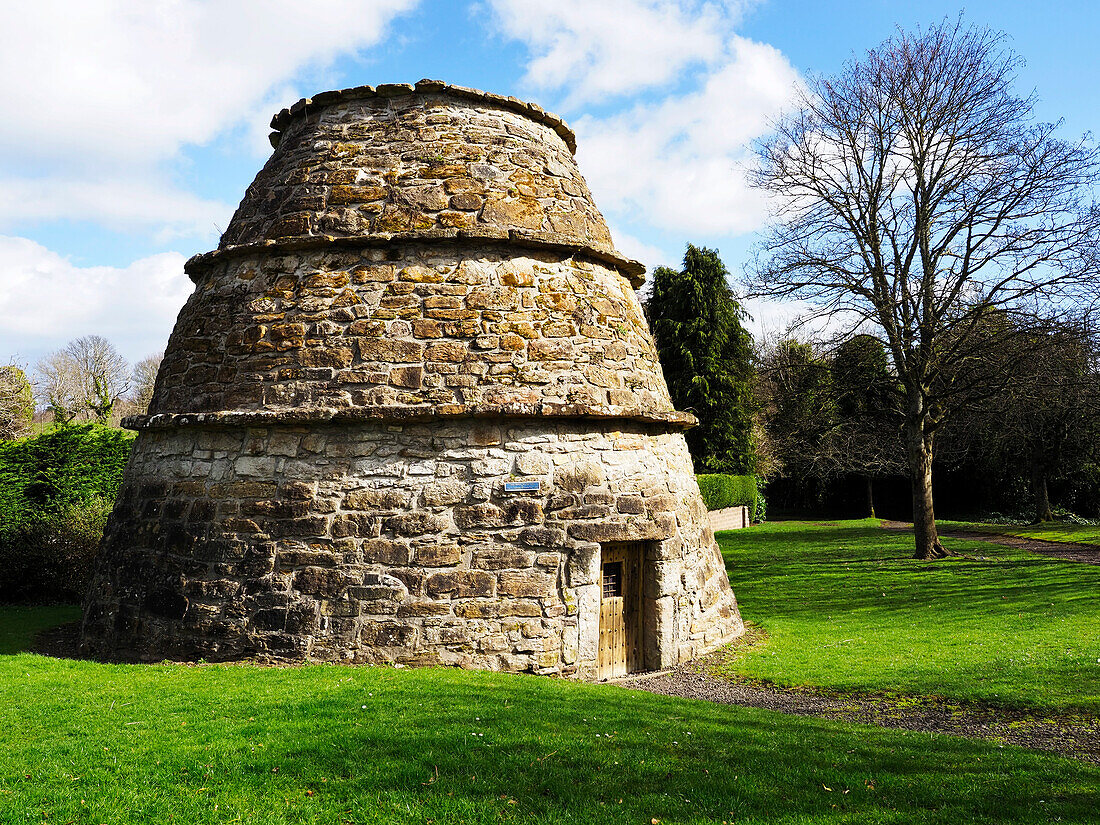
[{"left": 602, "top": 561, "right": 623, "bottom": 598}]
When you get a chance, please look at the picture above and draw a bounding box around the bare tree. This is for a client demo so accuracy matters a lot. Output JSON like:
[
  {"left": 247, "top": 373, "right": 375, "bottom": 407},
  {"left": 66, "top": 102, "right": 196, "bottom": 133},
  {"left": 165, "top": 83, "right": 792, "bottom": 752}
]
[
  {"left": 750, "top": 20, "right": 1100, "bottom": 558},
  {"left": 36, "top": 350, "right": 84, "bottom": 424},
  {"left": 37, "top": 336, "right": 130, "bottom": 424},
  {"left": 0, "top": 365, "right": 34, "bottom": 440},
  {"left": 130, "top": 352, "right": 163, "bottom": 415},
  {"left": 66, "top": 335, "right": 130, "bottom": 422}
]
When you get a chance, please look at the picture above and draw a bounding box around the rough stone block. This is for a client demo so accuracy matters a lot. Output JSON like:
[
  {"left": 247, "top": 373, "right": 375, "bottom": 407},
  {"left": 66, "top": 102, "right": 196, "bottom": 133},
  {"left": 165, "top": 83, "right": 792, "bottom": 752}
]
[
  {"left": 426, "top": 570, "right": 494, "bottom": 598},
  {"left": 415, "top": 544, "right": 462, "bottom": 566},
  {"left": 517, "top": 526, "right": 567, "bottom": 548},
  {"left": 566, "top": 544, "right": 601, "bottom": 586},
  {"left": 361, "top": 621, "right": 416, "bottom": 647},
  {"left": 453, "top": 503, "right": 504, "bottom": 528},
  {"left": 498, "top": 571, "right": 556, "bottom": 598},
  {"left": 553, "top": 460, "right": 604, "bottom": 492},
  {"left": 514, "top": 452, "right": 549, "bottom": 475},
  {"left": 293, "top": 566, "right": 352, "bottom": 597},
  {"left": 359, "top": 339, "right": 424, "bottom": 362},
  {"left": 472, "top": 548, "right": 536, "bottom": 570},
  {"left": 345, "top": 489, "right": 410, "bottom": 510},
  {"left": 361, "top": 539, "right": 413, "bottom": 565},
  {"left": 386, "top": 511, "right": 449, "bottom": 536}
]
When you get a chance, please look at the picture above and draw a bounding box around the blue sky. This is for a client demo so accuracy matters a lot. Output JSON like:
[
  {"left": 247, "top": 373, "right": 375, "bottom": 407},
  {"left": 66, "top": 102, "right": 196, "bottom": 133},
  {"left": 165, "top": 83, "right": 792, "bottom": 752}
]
[{"left": 2, "top": 0, "right": 1097, "bottom": 371}]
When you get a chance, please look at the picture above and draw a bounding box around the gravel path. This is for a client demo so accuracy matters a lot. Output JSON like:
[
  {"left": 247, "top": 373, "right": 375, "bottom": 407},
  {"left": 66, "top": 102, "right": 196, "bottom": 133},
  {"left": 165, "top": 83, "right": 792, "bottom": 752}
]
[
  {"left": 618, "top": 656, "right": 1100, "bottom": 764},
  {"left": 619, "top": 524, "right": 1100, "bottom": 763}
]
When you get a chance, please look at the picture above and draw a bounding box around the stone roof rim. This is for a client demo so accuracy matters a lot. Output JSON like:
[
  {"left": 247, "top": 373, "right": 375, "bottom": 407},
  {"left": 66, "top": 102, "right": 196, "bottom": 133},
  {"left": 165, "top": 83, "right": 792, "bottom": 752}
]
[
  {"left": 268, "top": 79, "right": 578, "bottom": 155},
  {"left": 184, "top": 230, "right": 648, "bottom": 288},
  {"left": 123, "top": 405, "right": 698, "bottom": 432}
]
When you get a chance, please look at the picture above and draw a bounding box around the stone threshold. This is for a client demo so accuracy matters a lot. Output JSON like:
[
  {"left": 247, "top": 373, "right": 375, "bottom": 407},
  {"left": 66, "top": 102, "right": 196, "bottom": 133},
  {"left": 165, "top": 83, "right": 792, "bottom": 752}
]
[{"left": 602, "top": 669, "right": 674, "bottom": 685}]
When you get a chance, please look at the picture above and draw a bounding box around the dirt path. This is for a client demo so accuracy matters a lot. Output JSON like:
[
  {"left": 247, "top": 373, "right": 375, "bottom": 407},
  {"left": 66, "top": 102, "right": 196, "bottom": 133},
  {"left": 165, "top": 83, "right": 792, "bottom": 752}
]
[
  {"left": 620, "top": 656, "right": 1100, "bottom": 764},
  {"left": 882, "top": 520, "right": 1100, "bottom": 564},
  {"left": 623, "top": 524, "right": 1100, "bottom": 763}
]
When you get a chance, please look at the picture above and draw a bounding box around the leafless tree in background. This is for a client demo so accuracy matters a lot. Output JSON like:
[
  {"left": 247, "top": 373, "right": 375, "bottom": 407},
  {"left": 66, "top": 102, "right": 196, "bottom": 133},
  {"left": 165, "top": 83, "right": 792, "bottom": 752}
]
[
  {"left": 37, "top": 336, "right": 130, "bottom": 424},
  {"left": 130, "top": 353, "right": 163, "bottom": 415},
  {"left": 36, "top": 349, "right": 84, "bottom": 424},
  {"left": 0, "top": 364, "right": 34, "bottom": 440},
  {"left": 944, "top": 319, "right": 1100, "bottom": 523},
  {"left": 750, "top": 20, "right": 1100, "bottom": 559}
]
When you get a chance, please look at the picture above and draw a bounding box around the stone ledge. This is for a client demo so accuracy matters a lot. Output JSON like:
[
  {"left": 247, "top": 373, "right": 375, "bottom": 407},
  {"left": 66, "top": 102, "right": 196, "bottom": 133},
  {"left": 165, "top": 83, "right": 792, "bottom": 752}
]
[
  {"left": 185, "top": 230, "right": 647, "bottom": 288},
  {"left": 123, "top": 403, "right": 697, "bottom": 432},
  {"left": 268, "top": 79, "right": 577, "bottom": 154}
]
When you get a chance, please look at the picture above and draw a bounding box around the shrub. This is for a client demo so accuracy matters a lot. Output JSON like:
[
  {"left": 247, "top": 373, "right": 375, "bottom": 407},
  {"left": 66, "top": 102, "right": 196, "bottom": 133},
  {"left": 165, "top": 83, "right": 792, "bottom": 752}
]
[
  {"left": 0, "top": 423, "right": 133, "bottom": 535},
  {"left": 0, "top": 424, "right": 133, "bottom": 602},
  {"left": 0, "top": 498, "right": 113, "bottom": 602},
  {"left": 696, "top": 474, "right": 764, "bottom": 521}
]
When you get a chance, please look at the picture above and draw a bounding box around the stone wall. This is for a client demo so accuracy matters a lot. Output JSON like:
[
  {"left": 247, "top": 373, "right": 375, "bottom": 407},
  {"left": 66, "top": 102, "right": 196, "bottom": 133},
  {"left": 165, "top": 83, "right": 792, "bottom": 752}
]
[
  {"left": 223, "top": 81, "right": 611, "bottom": 254},
  {"left": 709, "top": 506, "right": 750, "bottom": 531},
  {"left": 82, "top": 418, "right": 742, "bottom": 674},
  {"left": 146, "top": 245, "right": 681, "bottom": 421}
]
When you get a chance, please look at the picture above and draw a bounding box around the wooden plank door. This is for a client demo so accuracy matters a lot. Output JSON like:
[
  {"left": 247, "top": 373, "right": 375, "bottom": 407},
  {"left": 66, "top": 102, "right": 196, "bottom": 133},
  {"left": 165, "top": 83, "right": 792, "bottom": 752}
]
[{"left": 598, "top": 542, "right": 644, "bottom": 679}]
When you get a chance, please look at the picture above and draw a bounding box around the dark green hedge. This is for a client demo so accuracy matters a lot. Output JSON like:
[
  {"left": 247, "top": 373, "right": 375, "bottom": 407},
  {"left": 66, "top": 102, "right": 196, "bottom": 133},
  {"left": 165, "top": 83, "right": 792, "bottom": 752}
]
[
  {"left": 0, "top": 424, "right": 133, "bottom": 533},
  {"left": 697, "top": 474, "right": 764, "bottom": 521},
  {"left": 0, "top": 424, "right": 134, "bottom": 601}
]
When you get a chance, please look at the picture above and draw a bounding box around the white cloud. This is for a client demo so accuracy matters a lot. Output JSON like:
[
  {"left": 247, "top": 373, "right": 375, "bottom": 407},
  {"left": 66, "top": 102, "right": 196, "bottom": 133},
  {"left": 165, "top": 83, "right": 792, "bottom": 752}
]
[
  {"left": 0, "top": 178, "right": 233, "bottom": 243},
  {"left": 0, "top": 0, "right": 419, "bottom": 239},
  {"left": 486, "top": 3, "right": 799, "bottom": 239},
  {"left": 0, "top": 237, "right": 193, "bottom": 366},
  {"left": 742, "top": 297, "right": 815, "bottom": 341},
  {"left": 608, "top": 228, "right": 677, "bottom": 273},
  {"left": 576, "top": 35, "right": 800, "bottom": 237},
  {"left": 2, "top": 0, "right": 420, "bottom": 167},
  {"left": 486, "top": 0, "right": 750, "bottom": 106}
]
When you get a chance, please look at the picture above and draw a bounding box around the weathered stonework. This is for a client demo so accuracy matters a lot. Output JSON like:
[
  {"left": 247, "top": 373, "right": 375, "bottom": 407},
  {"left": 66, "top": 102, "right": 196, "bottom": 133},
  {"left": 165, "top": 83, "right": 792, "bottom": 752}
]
[
  {"left": 148, "top": 244, "right": 679, "bottom": 419},
  {"left": 81, "top": 81, "right": 744, "bottom": 674}
]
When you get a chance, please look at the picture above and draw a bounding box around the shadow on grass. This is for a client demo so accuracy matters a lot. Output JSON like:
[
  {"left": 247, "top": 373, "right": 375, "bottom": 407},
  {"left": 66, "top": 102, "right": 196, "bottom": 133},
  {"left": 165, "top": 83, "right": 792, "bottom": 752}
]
[
  {"left": 1, "top": 662, "right": 1097, "bottom": 824},
  {"left": 0, "top": 604, "right": 80, "bottom": 655},
  {"left": 713, "top": 521, "right": 1100, "bottom": 713},
  {"left": 718, "top": 524, "right": 1100, "bottom": 619}
]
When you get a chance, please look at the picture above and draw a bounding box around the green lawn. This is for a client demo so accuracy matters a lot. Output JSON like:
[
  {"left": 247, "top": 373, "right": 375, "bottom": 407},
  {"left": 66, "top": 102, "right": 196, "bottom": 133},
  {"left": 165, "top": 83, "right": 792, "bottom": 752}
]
[
  {"left": 940, "top": 521, "right": 1100, "bottom": 546},
  {"left": 0, "top": 606, "right": 1097, "bottom": 823},
  {"left": 718, "top": 520, "right": 1100, "bottom": 712},
  {"left": 0, "top": 603, "right": 79, "bottom": 655},
  {"left": 3, "top": 520, "right": 1099, "bottom": 824}
]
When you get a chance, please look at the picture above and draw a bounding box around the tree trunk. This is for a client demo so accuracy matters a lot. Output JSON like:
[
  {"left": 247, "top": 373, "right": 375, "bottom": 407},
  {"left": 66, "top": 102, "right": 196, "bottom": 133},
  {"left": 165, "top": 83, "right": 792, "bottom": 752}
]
[
  {"left": 1031, "top": 463, "right": 1054, "bottom": 523},
  {"left": 906, "top": 419, "right": 950, "bottom": 560},
  {"left": 865, "top": 475, "right": 876, "bottom": 519}
]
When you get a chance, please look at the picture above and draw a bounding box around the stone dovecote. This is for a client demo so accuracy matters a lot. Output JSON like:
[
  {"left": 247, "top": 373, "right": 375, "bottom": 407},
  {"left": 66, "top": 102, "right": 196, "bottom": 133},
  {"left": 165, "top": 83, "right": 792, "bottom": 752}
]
[{"left": 81, "top": 80, "right": 744, "bottom": 676}]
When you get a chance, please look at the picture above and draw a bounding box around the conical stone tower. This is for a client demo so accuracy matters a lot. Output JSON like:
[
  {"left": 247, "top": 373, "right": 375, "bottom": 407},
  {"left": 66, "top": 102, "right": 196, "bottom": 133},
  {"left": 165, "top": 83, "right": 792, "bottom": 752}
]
[{"left": 82, "top": 80, "right": 744, "bottom": 676}]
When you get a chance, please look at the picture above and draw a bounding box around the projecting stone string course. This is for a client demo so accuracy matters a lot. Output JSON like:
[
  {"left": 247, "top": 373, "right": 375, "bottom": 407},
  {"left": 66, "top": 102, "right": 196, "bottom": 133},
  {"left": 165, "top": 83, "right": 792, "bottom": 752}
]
[{"left": 81, "top": 80, "right": 744, "bottom": 677}]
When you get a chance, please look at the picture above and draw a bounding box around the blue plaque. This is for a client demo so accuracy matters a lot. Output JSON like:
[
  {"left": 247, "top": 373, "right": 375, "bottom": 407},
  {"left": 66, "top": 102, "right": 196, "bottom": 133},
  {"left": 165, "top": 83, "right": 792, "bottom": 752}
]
[{"left": 503, "top": 480, "right": 541, "bottom": 493}]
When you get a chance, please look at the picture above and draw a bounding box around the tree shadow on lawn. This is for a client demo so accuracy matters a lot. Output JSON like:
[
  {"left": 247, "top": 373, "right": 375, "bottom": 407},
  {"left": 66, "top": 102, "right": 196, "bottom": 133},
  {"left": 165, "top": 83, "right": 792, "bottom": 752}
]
[
  {"left": 4, "top": 663, "right": 1097, "bottom": 824},
  {"left": 0, "top": 603, "right": 80, "bottom": 655},
  {"left": 287, "top": 682, "right": 1096, "bottom": 824},
  {"left": 718, "top": 529, "right": 1100, "bottom": 619}
]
